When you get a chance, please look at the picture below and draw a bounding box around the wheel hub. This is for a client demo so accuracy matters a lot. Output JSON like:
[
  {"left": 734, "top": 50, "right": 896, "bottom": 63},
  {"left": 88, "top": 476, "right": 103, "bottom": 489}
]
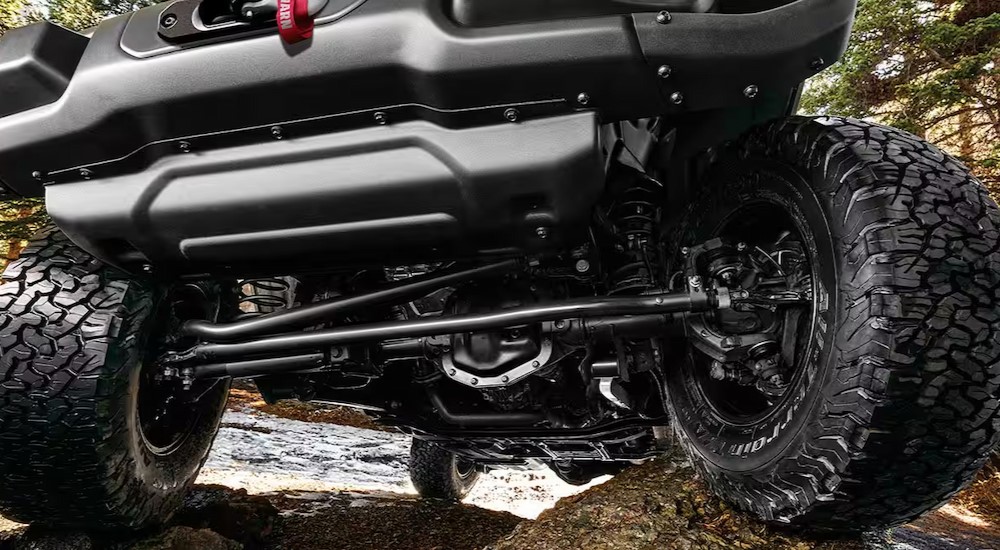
[{"left": 682, "top": 205, "right": 817, "bottom": 421}]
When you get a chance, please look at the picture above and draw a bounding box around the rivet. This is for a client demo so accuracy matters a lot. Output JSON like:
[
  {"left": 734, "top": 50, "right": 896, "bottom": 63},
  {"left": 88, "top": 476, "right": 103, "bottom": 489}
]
[
  {"left": 670, "top": 92, "right": 684, "bottom": 105},
  {"left": 576, "top": 92, "right": 590, "bottom": 105},
  {"left": 504, "top": 108, "right": 520, "bottom": 122},
  {"left": 178, "top": 140, "right": 191, "bottom": 152},
  {"left": 656, "top": 10, "right": 671, "bottom": 24},
  {"left": 374, "top": 111, "right": 388, "bottom": 125},
  {"left": 657, "top": 65, "right": 672, "bottom": 79},
  {"left": 743, "top": 84, "right": 759, "bottom": 99},
  {"left": 270, "top": 126, "right": 283, "bottom": 139}
]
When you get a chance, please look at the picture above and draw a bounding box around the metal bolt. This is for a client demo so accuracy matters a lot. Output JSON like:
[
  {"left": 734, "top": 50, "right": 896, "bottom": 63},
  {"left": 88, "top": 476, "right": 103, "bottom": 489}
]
[
  {"left": 374, "top": 111, "right": 388, "bottom": 125},
  {"left": 531, "top": 361, "right": 540, "bottom": 368},
  {"left": 501, "top": 375, "right": 509, "bottom": 383},
  {"left": 504, "top": 108, "right": 519, "bottom": 122},
  {"left": 79, "top": 168, "right": 93, "bottom": 179},
  {"left": 178, "top": 140, "right": 191, "bottom": 153},
  {"left": 655, "top": 297, "right": 664, "bottom": 304},
  {"left": 743, "top": 84, "right": 759, "bottom": 99},
  {"left": 449, "top": 369, "right": 456, "bottom": 376},
  {"left": 470, "top": 378, "right": 479, "bottom": 386},
  {"left": 270, "top": 126, "right": 283, "bottom": 139},
  {"left": 811, "top": 57, "right": 825, "bottom": 71},
  {"left": 576, "top": 92, "right": 590, "bottom": 105},
  {"left": 160, "top": 13, "right": 177, "bottom": 28},
  {"left": 575, "top": 259, "right": 590, "bottom": 273},
  {"left": 535, "top": 227, "right": 549, "bottom": 239},
  {"left": 554, "top": 320, "right": 566, "bottom": 330},
  {"left": 141, "top": 264, "right": 153, "bottom": 273},
  {"left": 689, "top": 275, "right": 702, "bottom": 289},
  {"left": 31, "top": 171, "right": 43, "bottom": 181},
  {"left": 244, "top": 9, "right": 253, "bottom": 18},
  {"left": 657, "top": 65, "right": 672, "bottom": 79},
  {"left": 669, "top": 91, "right": 684, "bottom": 105},
  {"left": 656, "top": 10, "right": 671, "bottom": 23},
  {"left": 737, "top": 242, "right": 747, "bottom": 252},
  {"left": 680, "top": 246, "right": 690, "bottom": 256}
]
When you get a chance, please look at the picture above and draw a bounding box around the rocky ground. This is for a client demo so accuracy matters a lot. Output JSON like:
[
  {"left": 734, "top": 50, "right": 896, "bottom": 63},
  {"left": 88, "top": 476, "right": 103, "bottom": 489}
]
[{"left": 1, "top": 386, "right": 998, "bottom": 550}]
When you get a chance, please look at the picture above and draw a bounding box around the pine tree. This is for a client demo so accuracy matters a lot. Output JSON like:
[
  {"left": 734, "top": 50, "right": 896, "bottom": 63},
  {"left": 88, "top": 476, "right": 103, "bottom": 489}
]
[{"left": 802, "top": 0, "right": 1000, "bottom": 194}]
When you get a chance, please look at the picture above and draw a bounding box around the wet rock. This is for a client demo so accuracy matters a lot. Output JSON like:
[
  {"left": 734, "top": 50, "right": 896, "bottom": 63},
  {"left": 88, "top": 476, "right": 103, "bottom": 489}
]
[
  {"left": 490, "top": 455, "right": 871, "bottom": 550},
  {"left": 130, "top": 527, "right": 240, "bottom": 550}
]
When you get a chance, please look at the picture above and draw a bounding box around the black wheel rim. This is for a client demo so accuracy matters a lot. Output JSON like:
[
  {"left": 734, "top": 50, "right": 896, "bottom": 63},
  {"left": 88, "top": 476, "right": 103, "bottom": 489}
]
[
  {"left": 136, "top": 283, "right": 223, "bottom": 456},
  {"left": 687, "top": 199, "right": 821, "bottom": 426}
]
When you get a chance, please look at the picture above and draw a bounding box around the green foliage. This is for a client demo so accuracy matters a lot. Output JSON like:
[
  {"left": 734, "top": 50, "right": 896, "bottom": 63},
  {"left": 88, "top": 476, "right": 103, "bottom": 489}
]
[{"left": 803, "top": 0, "right": 1000, "bottom": 192}]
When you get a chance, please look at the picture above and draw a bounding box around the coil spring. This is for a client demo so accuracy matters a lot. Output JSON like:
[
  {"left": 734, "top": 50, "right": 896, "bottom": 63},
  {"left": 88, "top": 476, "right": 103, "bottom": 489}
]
[
  {"left": 609, "top": 176, "right": 661, "bottom": 295},
  {"left": 238, "top": 277, "right": 295, "bottom": 317}
]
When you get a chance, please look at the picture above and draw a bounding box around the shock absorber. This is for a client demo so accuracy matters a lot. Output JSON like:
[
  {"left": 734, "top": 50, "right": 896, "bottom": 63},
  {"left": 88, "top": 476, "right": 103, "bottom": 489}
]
[{"left": 607, "top": 171, "right": 663, "bottom": 295}]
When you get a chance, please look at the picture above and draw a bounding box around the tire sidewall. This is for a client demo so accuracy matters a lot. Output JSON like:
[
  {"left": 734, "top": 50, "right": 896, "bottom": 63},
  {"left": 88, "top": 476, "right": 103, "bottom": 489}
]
[
  {"left": 105, "top": 279, "right": 231, "bottom": 525},
  {"left": 667, "top": 157, "right": 840, "bottom": 473}
]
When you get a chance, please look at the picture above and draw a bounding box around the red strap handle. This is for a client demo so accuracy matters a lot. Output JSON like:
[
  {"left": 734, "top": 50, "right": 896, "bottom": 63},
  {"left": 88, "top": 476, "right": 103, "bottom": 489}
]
[{"left": 276, "top": 0, "right": 313, "bottom": 44}]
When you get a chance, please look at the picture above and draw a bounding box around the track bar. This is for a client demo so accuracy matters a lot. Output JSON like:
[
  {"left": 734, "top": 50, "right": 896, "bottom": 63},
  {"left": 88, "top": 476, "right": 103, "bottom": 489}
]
[
  {"left": 173, "top": 290, "right": 716, "bottom": 363},
  {"left": 183, "top": 259, "right": 520, "bottom": 342}
]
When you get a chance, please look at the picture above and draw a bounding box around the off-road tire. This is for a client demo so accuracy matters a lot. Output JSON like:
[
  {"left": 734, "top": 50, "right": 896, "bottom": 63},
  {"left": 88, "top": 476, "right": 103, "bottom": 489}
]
[
  {"left": 668, "top": 117, "right": 1000, "bottom": 530},
  {"left": 409, "top": 439, "right": 480, "bottom": 500},
  {"left": 0, "top": 227, "right": 230, "bottom": 529}
]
